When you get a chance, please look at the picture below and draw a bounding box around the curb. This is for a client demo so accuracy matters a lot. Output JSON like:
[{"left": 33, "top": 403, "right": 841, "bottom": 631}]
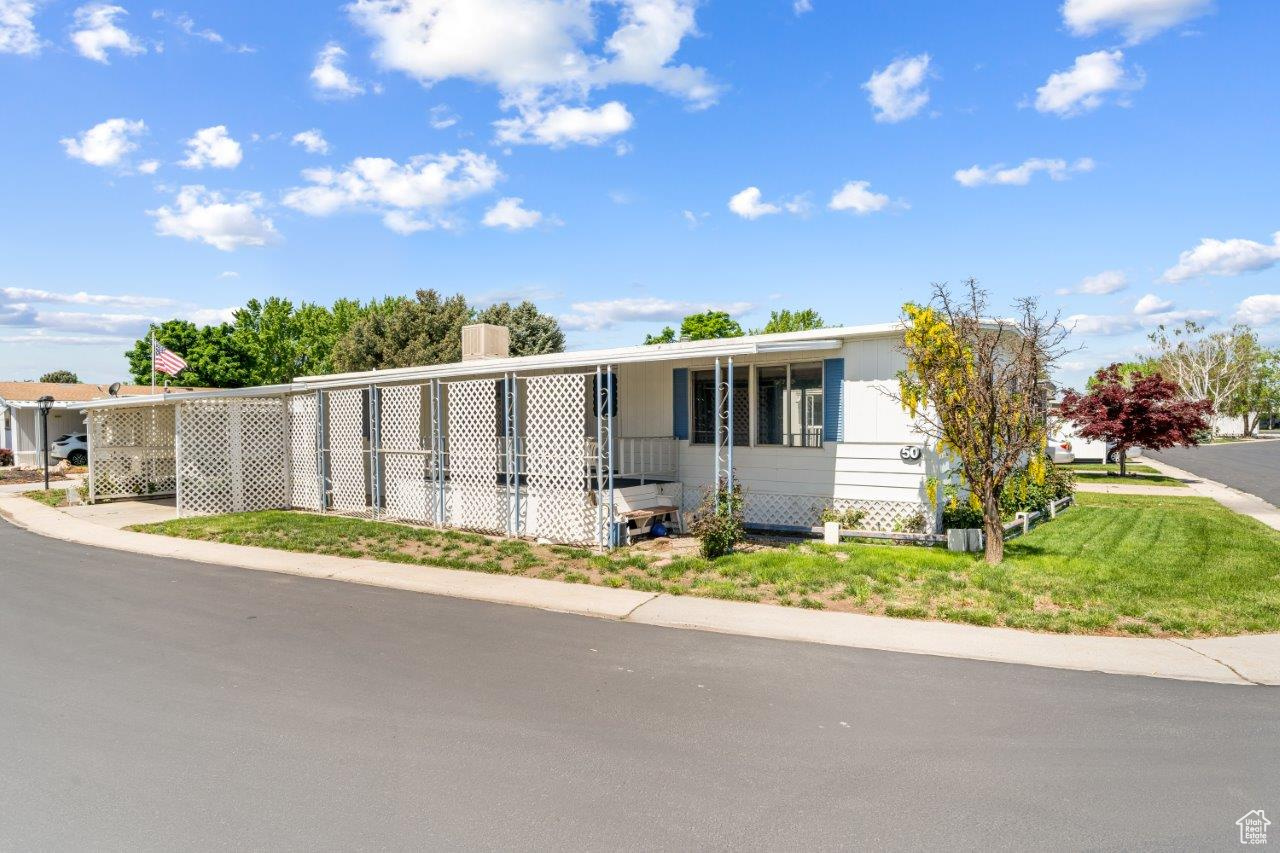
[{"left": 2, "top": 492, "right": 1276, "bottom": 686}]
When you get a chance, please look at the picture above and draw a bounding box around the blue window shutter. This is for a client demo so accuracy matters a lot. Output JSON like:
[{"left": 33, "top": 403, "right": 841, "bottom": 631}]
[
  {"left": 823, "top": 358, "right": 844, "bottom": 443},
  {"left": 672, "top": 368, "right": 689, "bottom": 440}
]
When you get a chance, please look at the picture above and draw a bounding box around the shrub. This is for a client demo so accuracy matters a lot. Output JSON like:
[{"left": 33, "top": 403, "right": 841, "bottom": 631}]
[
  {"left": 893, "top": 510, "right": 928, "bottom": 534},
  {"left": 689, "top": 479, "right": 745, "bottom": 560},
  {"left": 999, "top": 455, "right": 1075, "bottom": 517},
  {"left": 0, "top": 448, "right": 12, "bottom": 466},
  {"left": 941, "top": 503, "right": 984, "bottom": 530},
  {"left": 820, "top": 506, "right": 866, "bottom": 529}
]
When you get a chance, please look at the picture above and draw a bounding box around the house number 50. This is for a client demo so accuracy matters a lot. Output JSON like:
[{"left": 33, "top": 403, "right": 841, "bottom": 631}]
[{"left": 899, "top": 446, "right": 922, "bottom": 462}]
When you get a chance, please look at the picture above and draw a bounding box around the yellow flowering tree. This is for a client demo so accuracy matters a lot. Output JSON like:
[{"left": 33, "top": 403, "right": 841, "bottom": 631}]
[{"left": 898, "top": 279, "right": 1069, "bottom": 564}]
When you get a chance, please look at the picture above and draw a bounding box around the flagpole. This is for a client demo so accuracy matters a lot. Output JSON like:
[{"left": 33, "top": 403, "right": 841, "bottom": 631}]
[{"left": 150, "top": 327, "right": 156, "bottom": 392}]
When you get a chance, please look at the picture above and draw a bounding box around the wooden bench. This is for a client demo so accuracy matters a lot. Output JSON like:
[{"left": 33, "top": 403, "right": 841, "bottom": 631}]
[{"left": 613, "top": 483, "right": 683, "bottom": 543}]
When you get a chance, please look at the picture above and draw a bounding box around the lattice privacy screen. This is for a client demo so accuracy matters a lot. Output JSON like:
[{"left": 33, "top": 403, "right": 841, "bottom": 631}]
[
  {"left": 88, "top": 406, "right": 177, "bottom": 501},
  {"left": 379, "top": 384, "right": 437, "bottom": 524},
  {"left": 445, "top": 378, "right": 504, "bottom": 533},
  {"left": 287, "top": 393, "right": 321, "bottom": 511},
  {"left": 326, "top": 388, "right": 370, "bottom": 516},
  {"left": 524, "top": 373, "right": 593, "bottom": 545},
  {"left": 176, "top": 397, "right": 287, "bottom": 517}
]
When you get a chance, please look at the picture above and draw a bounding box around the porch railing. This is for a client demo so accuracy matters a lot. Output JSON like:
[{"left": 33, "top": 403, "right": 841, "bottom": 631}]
[{"left": 587, "top": 435, "right": 678, "bottom": 480}]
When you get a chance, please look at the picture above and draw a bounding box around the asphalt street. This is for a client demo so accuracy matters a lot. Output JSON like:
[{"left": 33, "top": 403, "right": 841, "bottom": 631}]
[
  {"left": 1153, "top": 439, "right": 1280, "bottom": 508},
  {"left": 1, "top": 519, "right": 1276, "bottom": 851}
]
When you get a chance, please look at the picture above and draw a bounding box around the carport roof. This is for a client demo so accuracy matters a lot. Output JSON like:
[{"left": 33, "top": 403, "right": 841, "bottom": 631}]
[{"left": 0, "top": 381, "right": 210, "bottom": 408}]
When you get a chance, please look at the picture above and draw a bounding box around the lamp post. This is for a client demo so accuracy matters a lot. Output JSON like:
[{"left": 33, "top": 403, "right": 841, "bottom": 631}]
[{"left": 36, "top": 395, "right": 54, "bottom": 491}]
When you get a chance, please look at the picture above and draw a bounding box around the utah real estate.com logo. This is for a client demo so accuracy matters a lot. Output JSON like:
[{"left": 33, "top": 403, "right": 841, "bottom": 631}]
[{"left": 1238, "top": 810, "right": 1270, "bottom": 845}]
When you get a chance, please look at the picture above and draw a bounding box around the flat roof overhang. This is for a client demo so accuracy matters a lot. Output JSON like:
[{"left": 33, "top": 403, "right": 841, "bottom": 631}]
[{"left": 78, "top": 322, "right": 907, "bottom": 410}]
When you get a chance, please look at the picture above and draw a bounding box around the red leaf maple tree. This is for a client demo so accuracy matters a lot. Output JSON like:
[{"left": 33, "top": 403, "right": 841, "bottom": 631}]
[{"left": 1058, "top": 364, "right": 1212, "bottom": 476}]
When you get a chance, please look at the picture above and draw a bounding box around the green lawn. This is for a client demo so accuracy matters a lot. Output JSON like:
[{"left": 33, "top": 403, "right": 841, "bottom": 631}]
[
  {"left": 130, "top": 492, "right": 1280, "bottom": 637},
  {"left": 23, "top": 488, "right": 73, "bottom": 507},
  {"left": 1068, "top": 463, "right": 1186, "bottom": 487}
]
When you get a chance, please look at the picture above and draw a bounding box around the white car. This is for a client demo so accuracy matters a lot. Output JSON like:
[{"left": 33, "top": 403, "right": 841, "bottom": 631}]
[
  {"left": 1107, "top": 443, "right": 1143, "bottom": 464},
  {"left": 1048, "top": 438, "right": 1075, "bottom": 465},
  {"left": 50, "top": 433, "right": 88, "bottom": 466}
]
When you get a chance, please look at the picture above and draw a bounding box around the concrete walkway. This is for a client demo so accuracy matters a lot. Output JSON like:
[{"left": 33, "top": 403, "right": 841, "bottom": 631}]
[
  {"left": 1141, "top": 456, "right": 1280, "bottom": 532},
  {"left": 1074, "top": 481, "right": 1188, "bottom": 496},
  {"left": 3, "top": 492, "right": 1277, "bottom": 686}
]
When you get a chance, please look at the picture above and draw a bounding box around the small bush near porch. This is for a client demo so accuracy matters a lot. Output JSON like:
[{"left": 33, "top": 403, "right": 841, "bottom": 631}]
[{"left": 131, "top": 491, "right": 1280, "bottom": 637}]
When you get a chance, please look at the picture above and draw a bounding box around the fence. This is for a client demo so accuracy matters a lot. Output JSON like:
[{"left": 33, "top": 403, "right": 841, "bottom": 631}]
[
  {"left": 87, "top": 405, "right": 177, "bottom": 502},
  {"left": 175, "top": 396, "right": 289, "bottom": 517},
  {"left": 280, "top": 372, "right": 613, "bottom": 547}
]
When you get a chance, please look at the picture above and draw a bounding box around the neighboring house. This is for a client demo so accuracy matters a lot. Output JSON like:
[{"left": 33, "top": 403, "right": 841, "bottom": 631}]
[
  {"left": 0, "top": 382, "right": 206, "bottom": 467},
  {"left": 80, "top": 323, "right": 939, "bottom": 546}
]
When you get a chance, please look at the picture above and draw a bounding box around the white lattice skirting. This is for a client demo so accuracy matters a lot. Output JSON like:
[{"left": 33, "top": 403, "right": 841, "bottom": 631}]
[{"left": 680, "top": 483, "right": 932, "bottom": 533}]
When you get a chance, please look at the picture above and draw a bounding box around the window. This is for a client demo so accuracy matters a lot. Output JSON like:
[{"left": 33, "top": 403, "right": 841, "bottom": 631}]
[
  {"left": 756, "top": 362, "right": 823, "bottom": 447},
  {"left": 691, "top": 370, "right": 748, "bottom": 445}
]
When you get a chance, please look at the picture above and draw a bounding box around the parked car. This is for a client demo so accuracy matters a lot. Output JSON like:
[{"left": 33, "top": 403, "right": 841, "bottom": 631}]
[
  {"left": 1106, "top": 443, "right": 1144, "bottom": 463},
  {"left": 50, "top": 433, "right": 88, "bottom": 466},
  {"left": 1048, "top": 438, "right": 1075, "bottom": 465}
]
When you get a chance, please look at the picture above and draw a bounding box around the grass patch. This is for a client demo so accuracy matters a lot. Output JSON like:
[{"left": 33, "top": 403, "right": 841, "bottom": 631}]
[
  {"left": 130, "top": 492, "right": 1280, "bottom": 637},
  {"left": 1069, "top": 463, "right": 1186, "bottom": 487},
  {"left": 23, "top": 488, "right": 71, "bottom": 507}
]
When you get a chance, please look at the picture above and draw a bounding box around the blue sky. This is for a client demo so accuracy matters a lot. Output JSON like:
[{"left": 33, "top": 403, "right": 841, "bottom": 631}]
[{"left": 1, "top": 0, "right": 1278, "bottom": 386}]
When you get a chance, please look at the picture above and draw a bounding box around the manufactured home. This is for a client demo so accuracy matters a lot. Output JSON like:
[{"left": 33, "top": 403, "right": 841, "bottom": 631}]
[{"left": 78, "top": 323, "right": 939, "bottom": 548}]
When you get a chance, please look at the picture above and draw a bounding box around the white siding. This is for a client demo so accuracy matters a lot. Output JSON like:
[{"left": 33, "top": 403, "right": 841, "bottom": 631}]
[{"left": 616, "top": 361, "right": 672, "bottom": 437}]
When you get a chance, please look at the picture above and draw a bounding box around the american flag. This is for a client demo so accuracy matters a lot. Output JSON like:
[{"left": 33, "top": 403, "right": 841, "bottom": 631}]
[{"left": 153, "top": 341, "right": 188, "bottom": 376}]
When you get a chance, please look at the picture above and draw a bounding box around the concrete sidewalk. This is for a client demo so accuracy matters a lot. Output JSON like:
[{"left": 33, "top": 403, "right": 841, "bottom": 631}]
[
  {"left": 2, "top": 492, "right": 1277, "bottom": 686},
  {"left": 1074, "top": 481, "right": 1188, "bottom": 496}
]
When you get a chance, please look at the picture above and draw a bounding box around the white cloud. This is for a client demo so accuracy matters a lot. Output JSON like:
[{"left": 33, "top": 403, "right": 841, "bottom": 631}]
[
  {"left": 954, "top": 156, "right": 1094, "bottom": 187},
  {"left": 1235, "top": 295, "right": 1280, "bottom": 327},
  {"left": 828, "top": 180, "right": 890, "bottom": 215},
  {"left": 60, "top": 117, "right": 146, "bottom": 168},
  {"left": 311, "top": 41, "right": 365, "bottom": 98},
  {"left": 1, "top": 286, "right": 175, "bottom": 309},
  {"left": 728, "top": 187, "right": 780, "bottom": 220},
  {"left": 1062, "top": 0, "right": 1213, "bottom": 44},
  {"left": 429, "top": 104, "right": 458, "bottom": 129},
  {"left": 1066, "top": 313, "right": 1138, "bottom": 336},
  {"left": 153, "top": 10, "right": 253, "bottom": 53},
  {"left": 70, "top": 3, "right": 144, "bottom": 63},
  {"left": 180, "top": 125, "right": 243, "bottom": 170},
  {"left": 1067, "top": 306, "right": 1215, "bottom": 337},
  {"left": 282, "top": 149, "right": 502, "bottom": 234},
  {"left": 481, "top": 197, "right": 544, "bottom": 231},
  {"left": 1034, "top": 50, "right": 1143, "bottom": 117},
  {"left": 347, "top": 0, "right": 719, "bottom": 147},
  {"left": 1057, "top": 269, "right": 1128, "bottom": 295},
  {"left": 793, "top": 0, "right": 813, "bottom": 14},
  {"left": 291, "top": 128, "right": 330, "bottom": 155},
  {"left": 494, "top": 101, "right": 633, "bottom": 147},
  {"left": 682, "top": 209, "right": 708, "bottom": 228},
  {"left": 149, "top": 185, "right": 279, "bottom": 251},
  {"left": 560, "top": 297, "right": 754, "bottom": 332},
  {"left": 0, "top": 0, "right": 41, "bottom": 55},
  {"left": 1161, "top": 231, "right": 1280, "bottom": 283},
  {"left": 137, "top": 158, "right": 159, "bottom": 174},
  {"left": 1133, "top": 293, "right": 1173, "bottom": 315},
  {"left": 863, "top": 54, "right": 931, "bottom": 123}
]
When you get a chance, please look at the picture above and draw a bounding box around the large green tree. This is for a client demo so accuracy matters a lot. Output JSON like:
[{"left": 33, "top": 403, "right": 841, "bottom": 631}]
[
  {"left": 331, "top": 290, "right": 471, "bottom": 372},
  {"left": 474, "top": 300, "right": 565, "bottom": 357},
  {"left": 39, "top": 369, "right": 79, "bottom": 383},
  {"left": 644, "top": 310, "right": 744, "bottom": 344},
  {"left": 752, "top": 308, "right": 825, "bottom": 335}
]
